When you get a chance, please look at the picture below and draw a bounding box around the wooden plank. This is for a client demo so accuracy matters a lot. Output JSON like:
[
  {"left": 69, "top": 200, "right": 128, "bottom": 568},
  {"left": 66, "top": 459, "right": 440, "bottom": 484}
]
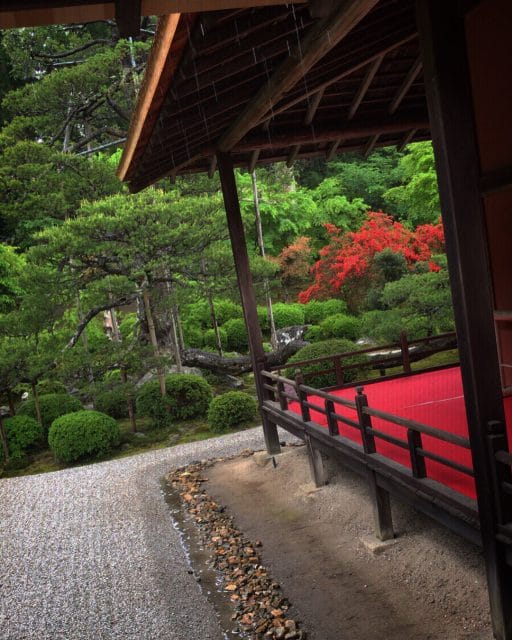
[
  {"left": 347, "top": 54, "right": 384, "bottom": 119},
  {"left": 248, "top": 150, "right": 260, "bottom": 172},
  {"left": 216, "top": 0, "right": 380, "bottom": 152},
  {"left": 286, "top": 144, "right": 301, "bottom": 167},
  {"left": 0, "top": 0, "right": 306, "bottom": 29},
  {"left": 208, "top": 154, "right": 217, "bottom": 179},
  {"left": 115, "top": 0, "right": 140, "bottom": 37},
  {"left": 397, "top": 128, "right": 417, "bottom": 151},
  {"left": 388, "top": 55, "right": 422, "bottom": 115},
  {"left": 363, "top": 133, "right": 379, "bottom": 157},
  {"left": 217, "top": 152, "right": 280, "bottom": 455},
  {"left": 304, "top": 87, "right": 326, "bottom": 125},
  {"left": 481, "top": 166, "right": 512, "bottom": 197},
  {"left": 416, "top": 2, "right": 512, "bottom": 638},
  {"left": 326, "top": 138, "right": 343, "bottom": 160}
]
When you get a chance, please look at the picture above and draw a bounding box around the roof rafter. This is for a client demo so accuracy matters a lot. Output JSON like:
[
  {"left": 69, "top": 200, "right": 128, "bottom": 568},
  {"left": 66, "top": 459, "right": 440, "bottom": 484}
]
[{"left": 216, "top": 0, "right": 380, "bottom": 152}]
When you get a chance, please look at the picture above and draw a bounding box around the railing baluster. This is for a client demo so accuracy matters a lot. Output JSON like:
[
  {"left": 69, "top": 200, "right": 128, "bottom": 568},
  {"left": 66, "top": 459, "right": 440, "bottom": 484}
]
[
  {"left": 276, "top": 380, "right": 288, "bottom": 410},
  {"left": 355, "top": 386, "right": 376, "bottom": 454},
  {"left": 407, "top": 428, "right": 427, "bottom": 478},
  {"left": 325, "top": 398, "right": 339, "bottom": 436},
  {"left": 334, "top": 356, "right": 344, "bottom": 386},
  {"left": 295, "top": 370, "right": 311, "bottom": 422},
  {"left": 400, "top": 330, "right": 412, "bottom": 374}
]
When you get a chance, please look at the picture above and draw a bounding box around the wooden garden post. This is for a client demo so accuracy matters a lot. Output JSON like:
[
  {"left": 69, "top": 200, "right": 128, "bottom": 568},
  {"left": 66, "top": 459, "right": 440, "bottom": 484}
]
[
  {"left": 417, "top": 2, "right": 512, "bottom": 637},
  {"left": 217, "top": 152, "right": 280, "bottom": 455}
]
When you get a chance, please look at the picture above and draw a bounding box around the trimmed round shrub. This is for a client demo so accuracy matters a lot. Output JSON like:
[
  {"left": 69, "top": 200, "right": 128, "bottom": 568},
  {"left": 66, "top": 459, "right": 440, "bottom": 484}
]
[
  {"left": 0, "top": 415, "right": 43, "bottom": 461},
  {"left": 214, "top": 299, "right": 242, "bottom": 325},
  {"left": 136, "top": 380, "right": 171, "bottom": 427},
  {"left": 208, "top": 391, "right": 258, "bottom": 433},
  {"left": 48, "top": 410, "right": 120, "bottom": 463},
  {"left": 166, "top": 374, "right": 212, "bottom": 421},
  {"left": 203, "top": 327, "right": 227, "bottom": 350},
  {"left": 286, "top": 338, "right": 370, "bottom": 388},
  {"left": 257, "top": 306, "right": 269, "bottom": 332},
  {"left": 182, "top": 323, "right": 204, "bottom": 349},
  {"left": 304, "top": 325, "right": 323, "bottom": 342},
  {"left": 223, "top": 318, "right": 248, "bottom": 352},
  {"left": 18, "top": 393, "right": 82, "bottom": 434},
  {"left": 136, "top": 374, "right": 212, "bottom": 425},
  {"left": 36, "top": 380, "right": 67, "bottom": 396},
  {"left": 319, "top": 314, "right": 360, "bottom": 341},
  {"left": 272, "top": 303, "right": 305, "bottom": 329},
  {"left": 303, "top": 299, "right": 348, "bottom": 325},
  {"left": 95, "top": 389, "right": 129, "bottom": 419}
]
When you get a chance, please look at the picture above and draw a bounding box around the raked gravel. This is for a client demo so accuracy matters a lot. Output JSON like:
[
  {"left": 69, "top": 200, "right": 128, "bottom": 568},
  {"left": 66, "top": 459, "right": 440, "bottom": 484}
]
[{"left": 0, "top": 427, "right": 297, "bottom": 640}]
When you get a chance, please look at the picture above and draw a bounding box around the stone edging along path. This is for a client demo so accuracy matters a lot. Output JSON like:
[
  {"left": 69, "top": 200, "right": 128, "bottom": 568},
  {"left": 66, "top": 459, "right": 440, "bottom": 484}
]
[{"left": 167, "top": 451, "right": 307, "bottom": 640}]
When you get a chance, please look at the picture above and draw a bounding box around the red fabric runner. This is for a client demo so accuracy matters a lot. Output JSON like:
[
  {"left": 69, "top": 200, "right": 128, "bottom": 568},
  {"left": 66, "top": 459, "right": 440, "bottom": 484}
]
[{"left": 289, "top": 366, "right": 512, "bottom": 499}]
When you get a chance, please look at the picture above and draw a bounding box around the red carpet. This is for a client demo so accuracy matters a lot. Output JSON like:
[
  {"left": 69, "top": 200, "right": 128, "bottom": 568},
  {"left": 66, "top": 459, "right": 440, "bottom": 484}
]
[{"left": 289, "top": 366, "right": 512, "bottom": 500}]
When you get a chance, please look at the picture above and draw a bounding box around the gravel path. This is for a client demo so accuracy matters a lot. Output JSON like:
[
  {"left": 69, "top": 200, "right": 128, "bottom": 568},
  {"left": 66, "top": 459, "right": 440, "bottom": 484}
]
[{"left": 0, "top": 427, "right": 295, "bottom": 640}]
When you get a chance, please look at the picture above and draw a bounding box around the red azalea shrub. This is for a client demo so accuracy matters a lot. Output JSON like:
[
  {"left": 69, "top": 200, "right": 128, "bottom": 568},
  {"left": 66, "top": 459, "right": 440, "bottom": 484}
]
[{"left": 299, "top": 212, "right": 444, "bottom": 310}]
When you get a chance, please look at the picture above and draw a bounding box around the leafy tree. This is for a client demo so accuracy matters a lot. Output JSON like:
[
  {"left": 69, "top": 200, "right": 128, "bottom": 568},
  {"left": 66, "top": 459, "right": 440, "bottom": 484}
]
[
  {"left": 383, "top": 142, "right": 441, "bottom": 226},
  {"left": 275, "top": 236, "right": 314, "bottom": 302}
]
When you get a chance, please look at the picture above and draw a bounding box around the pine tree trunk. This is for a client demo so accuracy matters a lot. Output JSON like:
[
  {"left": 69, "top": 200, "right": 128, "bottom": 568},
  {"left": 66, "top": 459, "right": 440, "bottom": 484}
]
[
  {"left": 169, "top": 311, "right": 183, "bottom": 372},
  {"left": 31, "top": 381, "right": 43, "bottom": 426},
  {"left": 174, "top": 305, "right": 185, "bottom": 351},
  {"left": 142, "top": 288, "right": 166, "bottom": 396},
  {"left": 251, "top": 170, "right": 278, "bottom": 349},
  {"left": 121, "top": 368, "right": 137, "bottom": 433},
  {"left": 201, "top": 259, "right": 224, "bottom": 356}
]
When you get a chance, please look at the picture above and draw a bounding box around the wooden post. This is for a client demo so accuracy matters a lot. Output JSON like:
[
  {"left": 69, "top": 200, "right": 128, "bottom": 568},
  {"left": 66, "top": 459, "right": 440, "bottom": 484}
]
[
  {"left": 407, "top": 429, "right": 426, "bottom": 478},
  {"left": 400, "top": 331, "right": 412, "bottom": 374},
  {"left": 325, "top": 398, "right": 339, "bottom": 436},
  {"left": 276, "top": 380, "right": 288, "bottom": 411},
  {"left": 217, "top": 152, "right": 280, "bottom": 455},
  {"left": 305, "top": 432, "right": 327, "bottom": 487},
  {"left": 355, "top": 386, "right": 394, "bottom": 539},
  {"left": 417, "top": 2, "right": 512, "bottom": 637},
  {"left": 334, "top": 356, "right": 344, "bottom": 386},
  {"left": 295, "top": 370, "right": 311, "bottom": 422}
]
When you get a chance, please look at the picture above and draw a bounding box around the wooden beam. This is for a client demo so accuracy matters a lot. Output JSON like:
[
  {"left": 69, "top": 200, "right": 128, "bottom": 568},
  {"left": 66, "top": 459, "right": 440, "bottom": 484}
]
[
  {"left": 397, "top": 128, "right": 417, "bottom": 151},
  {"left": 416, "top": 2, "right": 512, "bottom": 639},
  {"left": 326, "top": 138, "right": 343, "bottom": 160},
  {"left": 115, "top": 0, "right": 140, "bottom": 37},
  {"left": 363, "top": 133, "right": 379, "bottom": 157},
  {"left": 217, "top": 0, "right": 380, "bottom": 152},
  {"left": 304, "top": 87, "right": 326, "bottom": 126},
  {"left": 234, "top": 115, "right": 429, "bottom": 151},
  {"left": 348, "top": 54, "right": 384, "bottom": 120},
  {"left": 248, "top": 149, "right": 260, "bottom": 172},
  {"left": 286, "top": 144, "right": 301, "bottom": 167},
  {"left": 389, "top": 55, "right": 422, "bottom": 115},
  {"left": 0, "top": 0, "right": 307, "bottom": 29},
  {"left": 217, "top": 152, "right": 281, "bottom": 456},
  {"left": 208, "top": 154, "right": 217, "bottom": 179}
]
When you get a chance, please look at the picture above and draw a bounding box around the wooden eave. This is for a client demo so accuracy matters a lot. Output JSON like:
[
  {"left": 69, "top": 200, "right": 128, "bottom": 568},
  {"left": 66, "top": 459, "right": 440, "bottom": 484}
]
[{"left": 118, "top": 0, "right": 430, "bottom": 191}]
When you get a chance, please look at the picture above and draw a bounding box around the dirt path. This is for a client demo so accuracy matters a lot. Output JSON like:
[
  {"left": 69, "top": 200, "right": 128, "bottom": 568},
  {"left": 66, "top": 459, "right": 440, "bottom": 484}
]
[{"left": 206, "top": 445, "right": 492, "bottom": 640}]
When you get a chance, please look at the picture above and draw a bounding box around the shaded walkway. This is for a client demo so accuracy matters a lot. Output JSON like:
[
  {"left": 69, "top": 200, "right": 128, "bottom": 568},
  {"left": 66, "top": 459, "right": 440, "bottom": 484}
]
[{"left": 0, "top": 428, "right": 292, "bottom": 640}]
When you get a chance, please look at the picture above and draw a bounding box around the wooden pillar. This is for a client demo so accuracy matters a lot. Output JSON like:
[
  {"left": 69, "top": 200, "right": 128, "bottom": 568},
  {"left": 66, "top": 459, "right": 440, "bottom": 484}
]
[
  {"left": 217, "top": 152, "right": 281, "bottom": 455},
  {"left": 417, "top": 2, "right": 512, "bottom": 638}
]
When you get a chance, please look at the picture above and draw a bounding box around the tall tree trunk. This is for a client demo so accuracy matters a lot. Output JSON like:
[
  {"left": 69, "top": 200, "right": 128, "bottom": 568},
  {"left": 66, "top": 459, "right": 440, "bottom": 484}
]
[
  {"left": 174, "top": 305, "right": 185, "bottom": 351},
  {"left": 201, "top": 259, "right": 224, "bottom": 356},
  {"left": 142, "top": 288, "right": 166, "bottom": 396},
  {"left": 109, "top": 305, "right": 137, "bottom": 432},
  {"left": 76, "top": 293, "right": 95, "bottom": 394},
  {"left": 251, "top": 170, "right": 278, "bottom": 349},
  {"left": 7, "top": 390, "right": 15, "bottom": 416},
  {"left": 165, "top": 280, "right": 182, "bottom": 372},
  {"left": 0, "top": 414, "right": 9, "bottom": 464},
  {"left": 31, "top": 381, "right": 43, "bottom": 426}
]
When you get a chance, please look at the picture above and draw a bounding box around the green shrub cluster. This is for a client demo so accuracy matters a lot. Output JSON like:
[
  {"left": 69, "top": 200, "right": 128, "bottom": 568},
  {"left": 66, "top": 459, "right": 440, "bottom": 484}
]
[
  {"left": 304, "top": 325, "right": 323, "bottom": 342},
  {"left": 18, "top": 393, "right": 82, "bottom": 433},
  {"left": 257, "top": 306, "right": 269, "bottom": 332},
  {"left": 286, "top": 338, "right": 370, "bottom": 388},
  {"left": 95, "top": 388, "right": 129, "bottom": 419},
  {"left": 272, "top": 303, "right": 305, "bottom": 328},
  {"left": 203, "top": 327, "right": 227, "bottom": 350},
  {"left": 182, "top": 323, "right": 204, "bottom": 349},
  {"left": 35, "top": 380, "right": 67, "bottom": 396},
  {"left": 223, "top": 318, "right": 248, "bottom": 352},
  {"left": 319, "top": 314, "right": 359, "bottom": 341},
  {"left": 207, "top": 391, "right": 257, "bottom": 433},
  {"left": 48, "top": 410, "right": 120, "bottom": 463},
  {"left": 136, "top": 374, "right": 212, "bottom": 425},
  {"left": 0, "top": 415, "right": 43, "bottom": 461},
  {"left": 303, "top": 299, "right": 348, "bottom": 325}
]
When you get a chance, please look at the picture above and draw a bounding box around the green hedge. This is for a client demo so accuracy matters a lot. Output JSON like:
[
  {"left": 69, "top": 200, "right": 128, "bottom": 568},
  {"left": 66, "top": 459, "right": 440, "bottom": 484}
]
[
  {"left": 18, "top": 393, "right": 82, "bottom": 434},
  {"left": 319, "top": 314, "right": 360, "bottom": 341},
  {"left": 48, "top": 410, "right": 120, "bottom": 463},
  {"left": 272, "top": 303, "right": 305, "bottom": 329},
  {"left": 223, "top": 318, "right": 248, "bottom": 352},
  {"left": 286, "top": 339, "right": 369, "bottom": 388},
  {"left": 35, "top": 380, "right": 67, "bottom": 396},
  {"left": 136, "top": 374, "right": 212, "bottom": 425},
  {"left": 0, "top": 415, "right": 43, "bottom": 461},
  {"left": 182, "top": 323, "right": 204, "bottom": 349},
  {"left": 303, "top": 299, "right": 348, "bottom": 325},
  {"left": 204, "top": 327, "right": 227, "bottom": 350},
  {"left": 207, "top": 391, "right": 257, "bottom": 433},
  {"left": 304, "top": 325, "right": 323, "bottom": 342}
]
